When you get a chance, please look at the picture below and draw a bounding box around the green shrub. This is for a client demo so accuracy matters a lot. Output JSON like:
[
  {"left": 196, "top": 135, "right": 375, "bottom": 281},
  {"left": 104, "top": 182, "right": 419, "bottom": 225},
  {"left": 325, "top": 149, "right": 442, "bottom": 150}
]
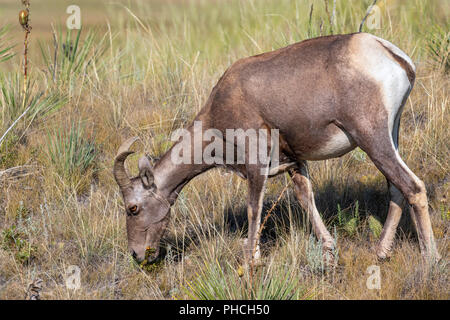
[
  {"left": 306, "top": 234, "right": 326, "bottom": 274},
  {"left": 182, "top": 259, "right": 308, "bottom": 300},
  {"left": 367, "top": 215, "right": 383, "bottom": 239},
  {"left": 0, "top": 74, "right": 67, "bottom": 163},
  {"left": 46, "top": 121, "right": 97, "bottom": 189},
  {"left": 1, "top": 225, "right": 36, "bottom": 265},
  {"left": 39, "top": 28, "right": 106, "bottom": 87},
  {"left": 336, "top": 202, "right": 361, "bottom": 237},
  {"left": 306, "top": 227, "right": 339, "bottom": 274},
  {"left": 0, "top": 75, "right": 66, "bottom": 127}
]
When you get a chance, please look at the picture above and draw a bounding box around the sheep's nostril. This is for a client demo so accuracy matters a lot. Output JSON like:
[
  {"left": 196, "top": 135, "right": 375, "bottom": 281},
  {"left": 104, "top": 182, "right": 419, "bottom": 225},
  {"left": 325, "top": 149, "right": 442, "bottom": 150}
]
[{"left": 130, "top": 250, "right": 137, "bottom": 260}]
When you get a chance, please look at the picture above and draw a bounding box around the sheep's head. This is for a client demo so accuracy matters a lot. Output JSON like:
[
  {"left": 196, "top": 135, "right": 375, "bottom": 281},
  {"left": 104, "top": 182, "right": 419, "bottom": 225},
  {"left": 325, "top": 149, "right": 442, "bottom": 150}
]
[{"left": 113, "top": 137, "right": 170, "bottom": 264}]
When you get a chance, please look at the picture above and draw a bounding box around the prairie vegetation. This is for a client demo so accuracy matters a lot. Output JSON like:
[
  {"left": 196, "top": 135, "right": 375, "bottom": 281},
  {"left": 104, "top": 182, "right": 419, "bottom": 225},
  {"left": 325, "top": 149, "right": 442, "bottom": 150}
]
[{"left": 0, "top": 0, "right": 448, "bottom": 299}]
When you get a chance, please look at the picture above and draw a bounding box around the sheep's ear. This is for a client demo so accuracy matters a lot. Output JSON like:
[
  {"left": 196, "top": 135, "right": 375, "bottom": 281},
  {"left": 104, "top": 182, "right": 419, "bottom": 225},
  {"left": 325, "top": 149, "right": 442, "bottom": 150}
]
[{"left": 138, "top": 156, "right": 154, "bottom": 189}]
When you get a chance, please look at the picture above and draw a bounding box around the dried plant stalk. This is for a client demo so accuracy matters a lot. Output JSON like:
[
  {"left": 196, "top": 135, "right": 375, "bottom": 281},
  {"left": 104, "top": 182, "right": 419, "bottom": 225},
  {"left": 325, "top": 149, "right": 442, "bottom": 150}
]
[{"left": 20, "top": 0, "right": 32, "bottom": 99}]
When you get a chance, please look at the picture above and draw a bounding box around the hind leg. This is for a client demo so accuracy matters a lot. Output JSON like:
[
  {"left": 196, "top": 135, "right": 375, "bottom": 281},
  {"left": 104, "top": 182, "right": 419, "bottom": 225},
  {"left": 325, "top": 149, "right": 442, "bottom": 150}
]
[
  {"left": 289, "top": 162, "right": 335, "bottom": 259},
  {"left": 376, "top": 119, "right": 405, "bottom": 259},
  {"left": 377, "top": 183, "right": 404, "bottom": 259},
  {"left": 353, "top": 125, "right": 439, "bottom": 261}
]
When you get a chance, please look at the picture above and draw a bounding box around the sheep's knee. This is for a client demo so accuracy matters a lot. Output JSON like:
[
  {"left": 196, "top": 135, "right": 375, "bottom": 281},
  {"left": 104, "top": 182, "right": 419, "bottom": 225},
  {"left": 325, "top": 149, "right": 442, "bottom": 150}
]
[{"left": 406, "top": 180, "right": 428, "bottom": 213}]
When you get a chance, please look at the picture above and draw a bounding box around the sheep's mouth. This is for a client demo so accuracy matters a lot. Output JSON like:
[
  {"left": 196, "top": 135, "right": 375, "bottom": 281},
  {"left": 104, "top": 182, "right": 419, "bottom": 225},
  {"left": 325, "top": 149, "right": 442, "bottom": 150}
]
[
  {"left": 145, "top": 254, "right": 159, "bottom": 264},
  {"left": 140, "top": 246, "right": 165, "bottom": 266},
  {"left": 141, "top": 247, "right": 157, "bottom": 263}
]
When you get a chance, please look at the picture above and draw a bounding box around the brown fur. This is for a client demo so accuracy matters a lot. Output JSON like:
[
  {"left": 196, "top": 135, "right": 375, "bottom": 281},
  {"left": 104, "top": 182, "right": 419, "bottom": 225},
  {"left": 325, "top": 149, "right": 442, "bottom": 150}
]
[{"left": 114, "top": 33, "right": 440, "bottom": 264}]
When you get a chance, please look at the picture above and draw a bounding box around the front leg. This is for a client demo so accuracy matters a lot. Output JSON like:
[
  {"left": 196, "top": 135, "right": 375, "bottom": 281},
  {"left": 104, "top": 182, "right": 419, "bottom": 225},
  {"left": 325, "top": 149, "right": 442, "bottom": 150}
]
[{"left": 243, "top": 167, "right": 268, "bottom": 264}]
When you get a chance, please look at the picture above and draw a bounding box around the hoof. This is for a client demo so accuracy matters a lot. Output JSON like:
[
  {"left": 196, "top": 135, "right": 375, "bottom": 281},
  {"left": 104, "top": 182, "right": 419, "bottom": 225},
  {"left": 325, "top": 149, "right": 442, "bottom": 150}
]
[
  {"left": 377, "top": 255, "right": 391, "bottom": 263},
  {"left": 375, "top": 245, "right": 392, "bottom": 262}
]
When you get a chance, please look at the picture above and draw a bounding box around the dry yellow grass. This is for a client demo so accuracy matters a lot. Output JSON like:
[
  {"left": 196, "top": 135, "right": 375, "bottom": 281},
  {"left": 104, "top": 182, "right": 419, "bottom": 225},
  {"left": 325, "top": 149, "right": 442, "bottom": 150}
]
[{"left": 0, "top": 0, "right": 448, "bottom": 299}]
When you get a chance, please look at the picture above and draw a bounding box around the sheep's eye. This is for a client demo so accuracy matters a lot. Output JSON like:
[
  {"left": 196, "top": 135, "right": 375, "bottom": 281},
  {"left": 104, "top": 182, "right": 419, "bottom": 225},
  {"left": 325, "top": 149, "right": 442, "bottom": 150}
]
[{"left": 129, "top": 205, "right": 138, "bottom": 215}]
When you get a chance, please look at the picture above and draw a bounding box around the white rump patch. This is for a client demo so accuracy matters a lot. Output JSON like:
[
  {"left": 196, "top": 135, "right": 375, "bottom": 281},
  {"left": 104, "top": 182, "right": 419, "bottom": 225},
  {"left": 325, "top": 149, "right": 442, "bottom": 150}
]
[{"left": 352, "top": 34, "right": 414, "bottom": 147}]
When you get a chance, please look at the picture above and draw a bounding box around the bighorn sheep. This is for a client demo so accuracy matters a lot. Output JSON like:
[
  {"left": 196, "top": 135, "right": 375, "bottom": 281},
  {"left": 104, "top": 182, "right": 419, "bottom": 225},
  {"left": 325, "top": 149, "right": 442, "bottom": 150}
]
[{"left": 114, "top": 33, "right": 440, "bottom": 265}]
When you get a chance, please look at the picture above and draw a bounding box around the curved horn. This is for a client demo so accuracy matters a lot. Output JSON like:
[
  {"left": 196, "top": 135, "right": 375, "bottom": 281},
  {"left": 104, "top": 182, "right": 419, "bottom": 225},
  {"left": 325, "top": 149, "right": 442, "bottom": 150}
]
[{"left": 113, "top": 137, "right": 140, "bottom": 189}]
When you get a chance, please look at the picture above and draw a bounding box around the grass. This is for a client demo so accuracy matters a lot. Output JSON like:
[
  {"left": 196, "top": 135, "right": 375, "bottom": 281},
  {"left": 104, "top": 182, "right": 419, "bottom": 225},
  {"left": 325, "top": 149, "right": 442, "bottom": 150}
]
[
  {"left": 0, "top": 73, "right": 67, "bottom": 167},
  {"left": 0, "top": 0, "right": 449, "bottom": 300},
  {"left": 182, "top": 258, "right": 310, "bottom": 300},
  {"left": 425, "top": 24, "right": 450, "bottom": 73},
  {"left": 1, "top": 224, "right": 36, "bottom": 265},
  {"left": 0, "top": 25, "right": 15, "bottom": 63},
  {"left": 39, "top": 28, "right": 107, "bottom": 90},
  {"left": 45, "top": 120, "right": 98, "bottom": 192}
]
